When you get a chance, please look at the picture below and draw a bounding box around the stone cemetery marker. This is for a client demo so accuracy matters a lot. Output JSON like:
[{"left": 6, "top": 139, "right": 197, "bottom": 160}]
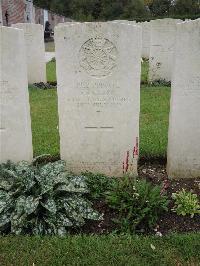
[
  {"left": 12, "top": 23, "right": 46, "bottom": 84},
  {"left": 167, "top": 19, "right": 200, "bottom": 179},
  {"left": 0, "top": 26, "right": 33, "bottom": 163},
  {"left": 112, "top": 20, "right": 136, "bottom": 24},
  {"left": 140, "top": 21, "right": 150, "bottom": 59},
  {"left": 55, "top": 22, "right": 141, "bottom": 177},
  {"left": 0, "top": 1, "right": 2, "bottom": 25},
  {"left": 149, "top": 18, "right": 182, "bottom": 82}
]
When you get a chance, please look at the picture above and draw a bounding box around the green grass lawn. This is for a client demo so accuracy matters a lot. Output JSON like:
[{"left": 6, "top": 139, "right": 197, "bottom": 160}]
[
  {"left": 141, "top": 59, "right": 149, "bottom": 84},
  {"left": 45, "top": 41, "right": 55, "bottom": 52},
  {"left": 30, "top": 61, "right": 170, "bottom": 158},
  {"left": 46, "top": 60, "right": 56, "bottom": 82},
  {"left": 0, "top": 233, "right": 199, "bottom": 265}
]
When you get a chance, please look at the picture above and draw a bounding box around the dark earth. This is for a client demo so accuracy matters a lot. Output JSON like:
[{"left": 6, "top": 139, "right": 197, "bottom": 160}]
[{"left": 81, "top": 161, "right": 200, "bottom": 236}]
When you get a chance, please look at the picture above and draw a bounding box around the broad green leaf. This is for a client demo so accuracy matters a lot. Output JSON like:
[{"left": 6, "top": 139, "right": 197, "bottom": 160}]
[
  {"left": 40, "top": 182, "right": 53, "bottom": 195},
  {"left": 62, "top": 200, "right": 85, "bottom": 226},
  {"left": 0, "top": 179, "right": 13, "bottom": 190},
  {"left": 57, "top": 226, "right": 67, "bottom": 236},
  {"left": 16, "top": 196, "right": 26, "bottom": 215},
  {"left": 32, "top": 220, "right": 45, "bottom": 235},
  {"left": 0, "top": 191, "right": 10, "bottom": 214},
  {"left": 69, "top": 175, "right": 88, "bottom": 192},
  {"left": 24, "top": 196, "right": 39, "bottom": 215},
  {"left": 53, "top": 172, "right": 70, "bottom": 186},
  {"left": 55, "top": 183, "right": 86, "bottom": 193},
  {"left": 68, "top": 196, "right": 102, "bottom": 221},
  {"left": 0, "top": 212, "right": 11, "bottom": 227},
  {"left": 15, "top": 161, "right": 30, "bottom": 175},
  {"left": 1, "top": 169, "right": 19, "bottom": 179},
  {"left": 41, "top": 199, "right": 57, "bottom": 214},
  {"left": 44, "top": 217, "right": 57, "bottom": 234},
  {"left": 57, "top": 213, "right": 73, "bottom": 227},
  {"left": 11, "top": 213, "right": 27, "bottom": 235}
]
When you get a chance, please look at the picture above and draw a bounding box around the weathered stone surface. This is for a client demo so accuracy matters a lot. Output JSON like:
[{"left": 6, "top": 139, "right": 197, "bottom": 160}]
[
  {"left": 167, "top": 19, "right": 200, "bottom": 179},
  {"left": 112, "top": 20, "right": 136, "bottom": 24},
  {"left": 55, "top": 22, "right": 141, "bottom": 177},
  {"left": 0, "top": 26, "right": 33, "bottom": 163},
  {"left": 149, "top": 18, "right": 182, "bottom": 82},
  {"left": 140, "top": 21, "right": 150, "bottom": 59},
  {"left": 0, "top": 1, "right": 2, "bottom": 25},
  {"left": 12, "top": 23, "right": 46, "bottom": 84}
]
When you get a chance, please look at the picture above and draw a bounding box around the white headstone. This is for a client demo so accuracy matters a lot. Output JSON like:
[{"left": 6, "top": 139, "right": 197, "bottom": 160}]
[
  {"left": 44, "top": 10, "right": 49, "bottom": 26},
  {"left": 55, "top": 22, "right": 141, "bottom": 177},
  {"left": 112, "top": 20, "right": 136, "bottom": 24},
  {"left": 0, "top": 26, "right": 33, "bottom": 163},
  {"left": 149, "top": 18, "right": 182, "bottom": 82},
  {"left": 12, "top": 23, "right": 46, "bottom": 84},
  {"left": 0, "top": 0, "right": 2, "bottom": 25},
  {"left": 167, "top": 19, "right": 200, "bottom": 179},
  {"left": 140, "top": 21, "right": 150, "bottom": 59},
  {"left": 25, "top": 0, "right": 35, "bottom": 23}
]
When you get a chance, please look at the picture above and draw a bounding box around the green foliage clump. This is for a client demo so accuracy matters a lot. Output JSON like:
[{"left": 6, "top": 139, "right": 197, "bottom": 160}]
[
  {"left": 84, "top": 172, "right": 115, "bottom": 200},
  {"left": 150, "top": 79, "right": 171, "bottom": 87},
  {"left": 0, "top": 157, "right": 102, "bottom": 236},
  {"left": 172, "top": 189, "right": 200, "bottom": 218},
  {"left": 106, "top": 177, "right": 169, "bottom": 233},
  {"left": 34, "top": 0, "right": 200, "bottom": 21}
]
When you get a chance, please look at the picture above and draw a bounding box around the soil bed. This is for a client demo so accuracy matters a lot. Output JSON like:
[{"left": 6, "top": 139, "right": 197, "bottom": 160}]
[{"left": 81, "top": 162, "right": 200, "bottom": 236}]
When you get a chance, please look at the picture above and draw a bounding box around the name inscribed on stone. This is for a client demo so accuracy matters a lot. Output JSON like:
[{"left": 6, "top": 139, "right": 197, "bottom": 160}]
[{"left": 65, "top": 81, "right": 131, "bottom": 108}]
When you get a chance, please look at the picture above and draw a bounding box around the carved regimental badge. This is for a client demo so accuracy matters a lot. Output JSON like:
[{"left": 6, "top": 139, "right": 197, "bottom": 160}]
[{"left": 79, "top": 37, "right": 118, "bottom": 77}]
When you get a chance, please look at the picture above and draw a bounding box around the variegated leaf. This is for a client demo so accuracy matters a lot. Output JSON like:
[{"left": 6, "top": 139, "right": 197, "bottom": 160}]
[
  {"left": 0, "top": 212, "right": 11, "bottom": 227},
  {"left": 57, "top": 226, "right": 67, "bottom": 236},
  {"left": 15, "top": 161, "right": 30, "bottom": 175},
  {"left": 57, "top": 213, "right": 73, "bottom": 227},
  {"left": 41, "top": 199, "right": 57, "bottom": 214},
  {"left": 53, "top": 172, "right": 70, "bottom": 186},
  {"left": 24, "top": 196, "right": 39, "bottom": 215},
  {"left": 11, "top": 213, "right": 27, "bottom": 235},
  {"left": 62, "top": 200, "right": 85, "bottom": 226},
  {"left": 0, "top": 179, "right": 13, "bottom": 190},
  {"left": 16, "top": 196, "right": 26, "bottom": 215},
  {"left": 0, "top": 191, "right": 10, "bottom": 214}
]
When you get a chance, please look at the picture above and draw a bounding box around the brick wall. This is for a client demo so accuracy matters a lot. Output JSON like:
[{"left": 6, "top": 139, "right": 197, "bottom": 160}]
[
  {"left": 1, "top": 0, "right": 71, "bottom": 28},
  {"left": 2, "top": 0, "right": 25, "bottom": 26}
]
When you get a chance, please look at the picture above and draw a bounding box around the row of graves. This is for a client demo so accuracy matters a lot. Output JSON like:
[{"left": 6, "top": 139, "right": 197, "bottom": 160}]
[{"left": 0, "top": 18, "right": 200, "bottom": 179}]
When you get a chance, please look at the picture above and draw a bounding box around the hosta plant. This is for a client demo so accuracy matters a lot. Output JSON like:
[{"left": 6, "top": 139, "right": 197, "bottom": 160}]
[
  {"left": 0, "top": 157, "right": 102, "bottom": 236},
  {"left": 172, "top": 189, "right": 200, "bottom": 218}
]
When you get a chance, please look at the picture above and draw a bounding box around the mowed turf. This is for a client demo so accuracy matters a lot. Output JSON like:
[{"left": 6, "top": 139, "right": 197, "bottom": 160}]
[
  {"left": 0, "top": 233, "right": 199, "bottom": 266},
  {"left": 46, "top": 60, "right": 56, "bottom": 82},
  {"left": 30, "top": 61, "right": 170, "bottom": 158}
]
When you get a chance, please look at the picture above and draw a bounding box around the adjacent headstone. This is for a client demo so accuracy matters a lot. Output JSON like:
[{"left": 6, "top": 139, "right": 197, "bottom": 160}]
[
  {"left": 140, "top": 21, "right": 150, "bottom": 59},
  {"left": 0, "top": 26, "right": 33, "bottom": 163},
  {"left": 112, "top": 20, "right": 136, "bottom": 24},
  {"left": 167, "top": 19, "right": 200, "bottom": 179},
  {"left": 149, "top": 18, "right": 182, "bottom": 82},
  {"left": 12, "top": 23, "right": 46, "bottom": 84},
  {"left": 55, "top": 22, "right": 141, "bottom": 177},
  {"left": 0, "top": 0, "right": 2, "bottom": 25}
]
